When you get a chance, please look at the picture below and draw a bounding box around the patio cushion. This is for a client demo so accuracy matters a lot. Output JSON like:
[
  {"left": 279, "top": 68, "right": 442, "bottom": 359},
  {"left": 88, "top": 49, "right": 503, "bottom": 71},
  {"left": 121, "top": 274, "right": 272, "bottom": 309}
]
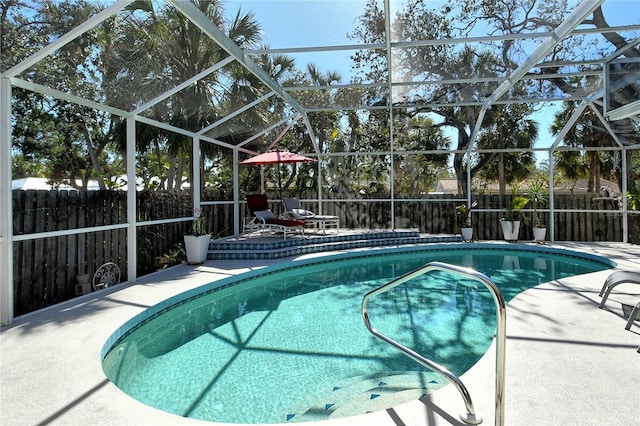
[
  {"left": 246, "top": 194, "right": 270, "bottom": 213},
  {"left": 270, "top": 217, "right": 305, "bottom": 227},
  {"left": 289, "top": 208, "right": 315, "bottom": 219}
]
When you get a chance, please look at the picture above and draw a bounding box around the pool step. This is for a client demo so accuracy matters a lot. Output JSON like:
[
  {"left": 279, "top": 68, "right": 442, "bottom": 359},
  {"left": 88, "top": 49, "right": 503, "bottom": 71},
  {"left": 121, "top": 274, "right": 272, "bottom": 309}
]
[
  {"left": 286, "top": 371, "right": 444, "bottom": 423},
  {"left": 208, "top": 230, "right": 460, "bottom": 260},
  {"left": 330, "top": 388, "right": 430, "bottom": 418}
]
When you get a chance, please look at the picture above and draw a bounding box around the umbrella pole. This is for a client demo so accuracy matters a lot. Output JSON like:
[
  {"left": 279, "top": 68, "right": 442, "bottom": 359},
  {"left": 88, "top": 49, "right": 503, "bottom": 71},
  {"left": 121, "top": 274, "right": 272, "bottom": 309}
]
[
  {"left": 260, "top": 166, "right": 265, "bottom": 193},
  {"left": 278, "top": 163, "right": 282, "bottom": 200}
]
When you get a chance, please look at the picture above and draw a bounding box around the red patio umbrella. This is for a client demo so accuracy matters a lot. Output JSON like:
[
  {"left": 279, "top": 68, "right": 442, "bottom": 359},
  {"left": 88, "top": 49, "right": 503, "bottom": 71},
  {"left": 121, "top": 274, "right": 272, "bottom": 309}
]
[{"left": 240, "top": 150, "right": 316, "bottom": 198}]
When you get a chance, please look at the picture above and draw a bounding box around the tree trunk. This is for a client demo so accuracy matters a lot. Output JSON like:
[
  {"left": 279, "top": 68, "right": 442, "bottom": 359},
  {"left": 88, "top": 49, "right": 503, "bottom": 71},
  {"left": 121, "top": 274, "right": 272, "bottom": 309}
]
[
  {"left": 594, "top": 153, "right": 601, "bottom": 195},
  {"left": 82, "top": 122, "right": 107, "bottom": 190},
  {"left": 588, "top": 151, "right": 601, "bottom": 194},
  {"left": 176, "top": 155, "right": 185, "bottom": 190},
  {"left": 498, "top": 153, "right": 506, "bottom": 195},
  {"left": 167, "top": 152, "right": 176, "bottom": 190}
]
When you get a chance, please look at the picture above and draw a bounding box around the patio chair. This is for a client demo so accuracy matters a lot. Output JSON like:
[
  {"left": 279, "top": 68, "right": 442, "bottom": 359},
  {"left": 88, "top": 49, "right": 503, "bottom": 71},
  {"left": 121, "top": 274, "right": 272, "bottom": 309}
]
[
  {"left": 623, "top": 300, "right": 640, "bottom": 331},
  {"left": 599, "top": 270, "right": 640, "bottom": 308},
  {"left": 282, "top": 197, "right": 340, "bottom": 234},
  {"left": 244, "top": 194, "right": 304, "bottom": 240},
  {"left": 598, "top": 270, "right": 640, "bottom": 331},
  {"left": 282, "top": 197, "right": 316, "bottom": 219}
]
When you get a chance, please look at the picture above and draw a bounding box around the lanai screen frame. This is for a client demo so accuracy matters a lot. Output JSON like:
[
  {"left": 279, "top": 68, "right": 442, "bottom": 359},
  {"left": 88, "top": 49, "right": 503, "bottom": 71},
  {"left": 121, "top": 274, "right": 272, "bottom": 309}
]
[{"left": 1, "top": 0, "right": 639, "bottom": 325}]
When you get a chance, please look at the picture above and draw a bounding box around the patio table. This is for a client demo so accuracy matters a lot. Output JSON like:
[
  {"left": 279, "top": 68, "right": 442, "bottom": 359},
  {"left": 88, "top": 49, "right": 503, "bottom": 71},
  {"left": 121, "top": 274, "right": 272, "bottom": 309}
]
[{"left": 303, "top": 215, "right": 340, "bottom": 235}]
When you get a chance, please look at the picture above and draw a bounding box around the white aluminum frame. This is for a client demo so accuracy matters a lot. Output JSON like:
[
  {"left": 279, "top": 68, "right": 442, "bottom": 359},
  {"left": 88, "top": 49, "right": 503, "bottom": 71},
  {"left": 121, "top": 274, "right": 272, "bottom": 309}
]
[{"left": 0, "top": 0, "right": 637, "bottom": 325}]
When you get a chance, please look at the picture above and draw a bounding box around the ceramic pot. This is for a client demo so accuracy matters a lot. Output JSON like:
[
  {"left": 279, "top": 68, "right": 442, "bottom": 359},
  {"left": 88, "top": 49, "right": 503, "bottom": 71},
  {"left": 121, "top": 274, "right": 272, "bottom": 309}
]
[
  {"left": 184, "top": 234, "right": 211, "bottom": 265},
  {"left": 500, "top": 220, "right": 520, "bottom": 242},
  {"left": 75, "top": 274, "right": 91, "bottom": 295},
  {"left": 533, "top": 227, "right": 547, "bottom": 242}
]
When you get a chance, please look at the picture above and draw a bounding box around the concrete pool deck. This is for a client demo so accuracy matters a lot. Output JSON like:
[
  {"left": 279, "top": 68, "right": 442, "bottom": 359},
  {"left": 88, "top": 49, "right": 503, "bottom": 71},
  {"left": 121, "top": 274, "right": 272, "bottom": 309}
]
[{"left": 1, "top": 241, "right": 639, "bottom": 426}]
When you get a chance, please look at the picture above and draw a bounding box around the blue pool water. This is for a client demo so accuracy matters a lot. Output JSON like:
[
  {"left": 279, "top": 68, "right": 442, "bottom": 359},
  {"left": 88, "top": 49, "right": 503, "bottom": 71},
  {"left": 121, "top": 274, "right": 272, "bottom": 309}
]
[{"left": 102, "top": 244, "right": 612, "bottom": 424}]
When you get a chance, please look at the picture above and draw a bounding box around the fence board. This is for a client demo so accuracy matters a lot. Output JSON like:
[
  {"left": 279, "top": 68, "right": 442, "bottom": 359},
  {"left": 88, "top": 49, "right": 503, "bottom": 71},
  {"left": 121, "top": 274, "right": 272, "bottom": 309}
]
[
  {"left": 57, "top": 192, "right": 70, "bottom": 297},
  {"left": 46, "top": 197, "right": 59, "bottom": 302},
  {"left": 34, "top": 192, "right": 46, "bottom": 308},
  {"left": 581, "top": 196, "right": 588, "bottom": 241}
]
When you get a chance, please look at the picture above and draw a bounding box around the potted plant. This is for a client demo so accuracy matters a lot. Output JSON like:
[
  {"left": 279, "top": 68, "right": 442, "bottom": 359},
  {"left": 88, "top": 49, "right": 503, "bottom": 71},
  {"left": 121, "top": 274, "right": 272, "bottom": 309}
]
[
  {"left": 75, "top": 261, "right": 91, "bottom": 295},
  {"left": 527, "top": 179, "right": 549, "bottom": 243},
  {"left": 184, "top": 207, "right": 211, "bottom": 265},
  {"left": 456, "top": 200, "right": 477, "bottom": 241},
  {"left": 500, "top": 186, "right": 528, "bottom": 242},
  {"left": 75, "top": 273, "right": 92, "bottom": 295}
]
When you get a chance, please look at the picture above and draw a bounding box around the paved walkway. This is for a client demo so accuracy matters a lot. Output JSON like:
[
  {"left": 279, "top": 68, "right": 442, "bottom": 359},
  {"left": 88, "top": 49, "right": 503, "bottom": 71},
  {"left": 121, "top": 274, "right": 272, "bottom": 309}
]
[{"left": 1, "top": 242, "right": 639, "bottom": 426}]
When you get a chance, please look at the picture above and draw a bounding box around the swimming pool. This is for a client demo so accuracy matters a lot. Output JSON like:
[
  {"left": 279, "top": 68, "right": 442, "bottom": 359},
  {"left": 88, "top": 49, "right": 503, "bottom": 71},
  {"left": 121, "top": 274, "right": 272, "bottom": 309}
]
[{"left": 102, "top": 244, "right": 613, "bottom": 424}]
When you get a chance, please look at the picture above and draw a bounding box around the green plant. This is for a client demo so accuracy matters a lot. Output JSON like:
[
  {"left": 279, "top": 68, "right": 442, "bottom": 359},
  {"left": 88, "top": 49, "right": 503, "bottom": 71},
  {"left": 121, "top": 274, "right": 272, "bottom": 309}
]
[
  {"left": 627, "top": 190, "right": 640, "bottom": 211},
  {"left": 527, "top": 179, "right": 549, "bottom": 227},
  {"left": 502, "top": 185, "right": 528, "bottom": 223},
  {"left": 456, "top": 200, "right": 478, "bottom": 228},
  {"left": 154, "top": 244, "right": 186, "bottom": 270},
  {"left": 190, "top": 207, "right": 209, "bottom": 236}
]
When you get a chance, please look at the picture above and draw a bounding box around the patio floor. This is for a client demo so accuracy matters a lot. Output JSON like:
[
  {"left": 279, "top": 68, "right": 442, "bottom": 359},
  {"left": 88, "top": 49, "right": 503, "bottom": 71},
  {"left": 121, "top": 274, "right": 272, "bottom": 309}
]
[{"left": 1, "top": 240, "right": 639, "bottom": 426}]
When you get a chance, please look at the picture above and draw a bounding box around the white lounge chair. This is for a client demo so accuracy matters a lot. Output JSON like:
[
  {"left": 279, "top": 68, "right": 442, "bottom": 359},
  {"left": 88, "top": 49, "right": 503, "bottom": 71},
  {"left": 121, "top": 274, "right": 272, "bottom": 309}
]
[
  {"left": 598, "top": 270, "right": 640, "bottom": 331},
  {"left": 624, "top": 300, "right": 640, "bottom": 331},
  {"left": 282, "top": 198, "right": 316, "bottom": 219},
  {"left": 282, "top": 197, "right": 340, "bottom": 234},
  {"left": 599, "top": 271, "right": 640, "bottom": 307}
]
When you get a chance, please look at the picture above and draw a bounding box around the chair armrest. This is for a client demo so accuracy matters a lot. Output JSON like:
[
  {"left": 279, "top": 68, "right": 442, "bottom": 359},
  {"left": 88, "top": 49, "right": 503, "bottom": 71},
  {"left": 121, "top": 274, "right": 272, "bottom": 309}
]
[
  {"left": 283, "top": 209, "right": 316, "bottom": 219},
  {"left": 243, "top": 216, "right": 265, "bottom": 228}
]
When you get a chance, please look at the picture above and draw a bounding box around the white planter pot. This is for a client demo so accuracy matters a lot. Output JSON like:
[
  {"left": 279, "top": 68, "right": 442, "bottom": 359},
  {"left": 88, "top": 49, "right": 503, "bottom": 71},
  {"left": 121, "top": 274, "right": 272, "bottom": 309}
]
[
  {"left": 533, "top": 227, "right": 547, "bottom": 242},
  {"left": 184, "top": 234, "right": 211, "bottom": 265},
  {"left": 75, "top": 274, "right": 92, "bottom": 296},
  {"left": 460, "top": 227, "right": 473, "bottom": 241},
  {"left": 500, "top": 220, "right": 520, "bottom": 242},
  {"left": 533, "top": 257, "right": 547, "bottom": 270}
]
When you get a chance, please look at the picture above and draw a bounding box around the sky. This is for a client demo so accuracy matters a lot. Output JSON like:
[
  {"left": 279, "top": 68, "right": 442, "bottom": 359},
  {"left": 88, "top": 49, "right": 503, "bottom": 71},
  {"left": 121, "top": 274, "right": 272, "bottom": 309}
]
[
  {"left": 226, "top": 0, "right": 367, "bottom": 77},
  {"left": 223, "top": 0, "right": 637, "bottom": 159}
]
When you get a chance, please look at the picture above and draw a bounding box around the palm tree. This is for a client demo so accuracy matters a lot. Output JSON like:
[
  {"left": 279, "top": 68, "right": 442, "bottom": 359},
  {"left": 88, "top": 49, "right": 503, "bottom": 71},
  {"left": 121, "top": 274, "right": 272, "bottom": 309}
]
[
  {"left": 475, "top": 104, "right": 538, "bottom": 194},
  {"left": 551, "top": 102, "right": 617, "bottom": 194},
  {"left": 106, "top": 0, "right": 267, "bottom": 189}
]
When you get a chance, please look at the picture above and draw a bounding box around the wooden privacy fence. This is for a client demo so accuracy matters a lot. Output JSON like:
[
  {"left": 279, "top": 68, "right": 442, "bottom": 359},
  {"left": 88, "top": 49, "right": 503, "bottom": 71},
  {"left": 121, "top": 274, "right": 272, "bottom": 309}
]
[
  {"left": 457, "top": 194, "right": 624, "bottom": 242},
  {"left": 299, "top": 193, "right": 625, "bottom": 241},
  {"left": 13, "top": 190, "right": 127, "bottom": 317},
  {"left": 11, "top": 190, "right": 630, "bottom": 317},
  {"left": 11, "top": 190, "right": 223, "bottom": 317}
]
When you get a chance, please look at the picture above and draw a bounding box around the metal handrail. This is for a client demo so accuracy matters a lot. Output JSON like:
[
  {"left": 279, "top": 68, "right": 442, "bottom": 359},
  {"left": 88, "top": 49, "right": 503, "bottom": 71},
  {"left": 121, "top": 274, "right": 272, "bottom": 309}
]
[{"left": 361, "top": 261, "right": 506, "bottom": 426}]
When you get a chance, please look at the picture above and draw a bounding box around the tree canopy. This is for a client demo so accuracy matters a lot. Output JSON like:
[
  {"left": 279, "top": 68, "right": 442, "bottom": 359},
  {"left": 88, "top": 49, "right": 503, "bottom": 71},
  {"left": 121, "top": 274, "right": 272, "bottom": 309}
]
[{"left": 3, "top": 0, "right": 638, "bottom": 197}]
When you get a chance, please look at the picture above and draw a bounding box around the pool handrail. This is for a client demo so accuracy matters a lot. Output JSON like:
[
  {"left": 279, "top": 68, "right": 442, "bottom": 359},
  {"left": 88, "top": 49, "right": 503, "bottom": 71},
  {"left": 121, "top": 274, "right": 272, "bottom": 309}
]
[{"left": 361, "top": 261, "right": 507, "bottom": 426}]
